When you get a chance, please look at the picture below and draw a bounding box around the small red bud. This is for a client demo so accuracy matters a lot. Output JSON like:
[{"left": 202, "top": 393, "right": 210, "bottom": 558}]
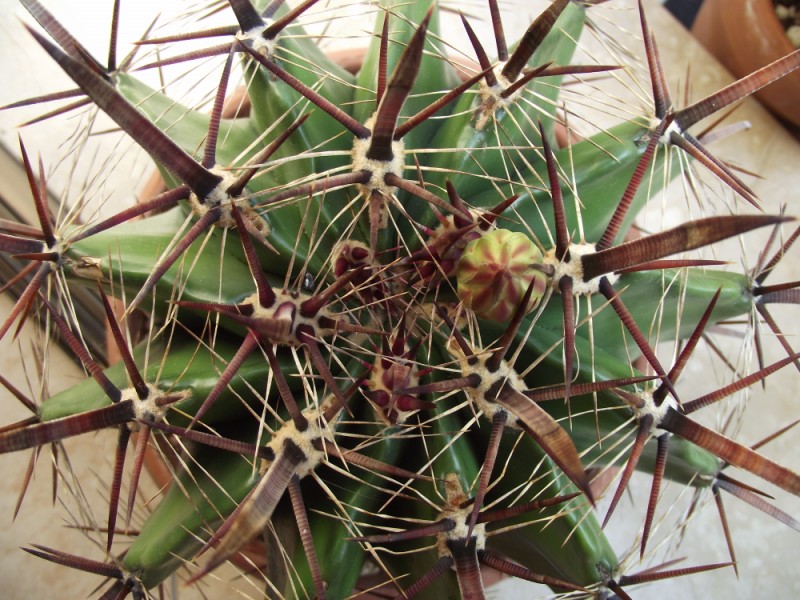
[{"left": 456, "top": 229, "right": 548, "bottom": 322}]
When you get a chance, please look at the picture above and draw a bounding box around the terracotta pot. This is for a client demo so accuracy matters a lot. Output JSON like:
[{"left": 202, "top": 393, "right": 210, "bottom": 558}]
[{"left": 693, "top": 0, "right": 800, "bottom": 126}]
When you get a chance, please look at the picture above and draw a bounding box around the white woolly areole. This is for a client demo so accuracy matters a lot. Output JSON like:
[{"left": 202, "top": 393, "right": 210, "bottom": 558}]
[
  {"left": 236, "top": 25, "right": 277, "bottom": 58},
  {"left": 435, "top": 474, "right": 487, "bottom": 556},
  {"left": 189, "top": 168, "right": 262, "bottom": 230},
  {"left": 122, "top": 383, "right": 191, "bottom": 425},
  {"left": 38, "top": 243, "right": 64, "bottom": 274},
  {"left": 265, "top": 408, "right": 331, "bottom": 477},
  {"left": 643, "top": 115, "right": 684, "bottom": 146},
  {"left": 633, "top": 391, "right": 678, "bottom": 437},
  {"left": 448, "top": 338, "right": 526, "bottom": 426},
  {"left": 543, "top": 242, "right": 619, "bottom": 296},
  {"left": 246, "top": 288, "right": 341, "bottom": 346},
  {"left": 436, "top": 504, "right": 487, "bottom": 557},
  {"left": 661, "top": 120, "right": 683, "bottom": 144},
  {"left": 351, "top": 114, "right": 406, "bottom": 196},
  {"left": 474, "top": 62, "right": 523, "bottom": 131}
]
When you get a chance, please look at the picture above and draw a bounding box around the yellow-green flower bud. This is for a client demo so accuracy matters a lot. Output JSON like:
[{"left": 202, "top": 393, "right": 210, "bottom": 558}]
[{"left": 456, "top": 229, "right": 548, "bottom": 322}]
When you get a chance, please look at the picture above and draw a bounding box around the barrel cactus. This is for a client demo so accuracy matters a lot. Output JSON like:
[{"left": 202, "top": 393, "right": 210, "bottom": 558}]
[{"left": 1, "top": 0, "right": 799, "bottom": 597}]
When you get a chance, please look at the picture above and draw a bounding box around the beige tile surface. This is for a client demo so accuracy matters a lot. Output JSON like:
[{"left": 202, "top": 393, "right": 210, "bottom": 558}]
[{"left": 0, "top": 0, "right": 798, "bottom": 598}]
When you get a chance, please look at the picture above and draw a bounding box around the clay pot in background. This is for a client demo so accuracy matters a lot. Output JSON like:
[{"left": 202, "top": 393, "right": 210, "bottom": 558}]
[{"left": 693, "top": 0, "right": 800, "bottom": 126}]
